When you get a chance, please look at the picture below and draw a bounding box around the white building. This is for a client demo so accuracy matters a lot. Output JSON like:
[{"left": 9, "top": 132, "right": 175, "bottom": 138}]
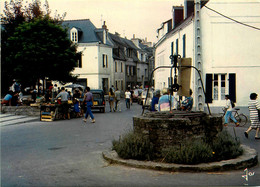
[
  {"left": 63, "top": 20, "right": 114, "bottom": 93},
  {"left": 154, "top": 0, "right": 260, "bottom": 115}
]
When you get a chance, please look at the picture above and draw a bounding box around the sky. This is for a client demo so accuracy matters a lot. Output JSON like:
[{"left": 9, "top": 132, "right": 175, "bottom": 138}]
[{"left": 20, "top": 0, "right": 184, "bottom": 43}]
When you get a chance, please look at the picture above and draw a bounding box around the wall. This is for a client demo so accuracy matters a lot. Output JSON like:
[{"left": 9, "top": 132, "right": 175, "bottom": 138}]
[
  {"left": 200, "top": 0, "right": 260, "bottom": 114},
  {"left": 1, "top": 106, "right": 40, "bottom": 116},
  {"left": 133, "top": 111, "right": 222, "bottom": 155},
  {"left": 154, "top": 19, "right": 194, "bottom": 91}
]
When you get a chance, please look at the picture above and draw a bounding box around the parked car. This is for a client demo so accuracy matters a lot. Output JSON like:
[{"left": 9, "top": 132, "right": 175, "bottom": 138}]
[
  {"left": 132, "top": 89, "right": 142, "bottom": 102},
  {"left": 90, "top": 89, "right": 106, "bottom": 113}
]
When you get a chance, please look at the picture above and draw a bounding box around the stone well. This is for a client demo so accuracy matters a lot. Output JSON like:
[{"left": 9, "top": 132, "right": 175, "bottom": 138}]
[{"left": 133, "top": 111, "right": 223, "bottom": 154}]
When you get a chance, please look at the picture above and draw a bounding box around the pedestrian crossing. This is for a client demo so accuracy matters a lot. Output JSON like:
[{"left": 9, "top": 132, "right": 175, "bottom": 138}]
[{"left": 0, "top": 113, "right": 39, "bottom": 127}]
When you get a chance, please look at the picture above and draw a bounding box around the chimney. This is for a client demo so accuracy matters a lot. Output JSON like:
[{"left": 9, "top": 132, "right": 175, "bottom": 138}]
[
  {"left": 102, "top": 21, "right": 108, "bottom": 31},
  {"left": 184, "top": 0, "right": 194, "bottom": 19},
  {"left": 102, "top": 21, "right": 108, "bottom": 44},
  {"left": 172, "top": 6, "right": 184, "bottom": 29},
  {"left": 133, "top": 34, "right": 135, "bottom": 39}
]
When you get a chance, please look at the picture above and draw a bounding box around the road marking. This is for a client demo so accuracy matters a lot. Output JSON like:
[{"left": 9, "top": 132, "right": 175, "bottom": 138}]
[{"left": 0, "top": 114, "right": 39, "bottom": 127}]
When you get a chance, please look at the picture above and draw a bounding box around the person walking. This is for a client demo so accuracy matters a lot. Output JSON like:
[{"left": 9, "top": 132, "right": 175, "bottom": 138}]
[
  {"left": 83, "top": 87, "right": 95, "bottom": 123},
  {"left": 108, "top": 88, "right": 115, "bottom": 112},
  {"left": 244, "top": 93, "right": 260, "bottom": 139},
  {"left": 55, "top": 87, "right": 70, "bottom": 120},
  {"left": 125, "top": 88, "right": 131, "bottom": 109},
  {"left": 223, "top": 95, "right": 239, "bottom": 127},
  {"left": 115, "top": 88, "right": 121, "bottom": 112}
]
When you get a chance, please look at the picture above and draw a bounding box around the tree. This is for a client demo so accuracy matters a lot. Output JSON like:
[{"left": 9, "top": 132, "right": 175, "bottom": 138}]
[
  {"left": 6, "top": 17, "right": 78, "bottom": 86},
  {"left": 1, "top": 0, "right": 70, "bottom": 92}
]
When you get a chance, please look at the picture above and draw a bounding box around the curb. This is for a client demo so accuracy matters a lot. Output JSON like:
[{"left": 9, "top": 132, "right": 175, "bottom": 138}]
[{"left": 102, "top": 144, "right": 258, "bottom": 172}]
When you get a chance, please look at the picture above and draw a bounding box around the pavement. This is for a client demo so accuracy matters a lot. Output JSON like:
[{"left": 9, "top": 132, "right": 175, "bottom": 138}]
[
  {"left": 1, "top": 102, "right": 260, "bottom": 186},
  {"left": 0, "top": 113, "right": 39, "bottom": 127}
]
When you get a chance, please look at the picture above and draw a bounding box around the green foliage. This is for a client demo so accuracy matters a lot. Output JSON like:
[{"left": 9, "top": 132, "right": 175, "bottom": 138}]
[
  {"left": 161, "top": 129, "right": 243, "bottom": 164},
  {"left": 112, "top": 131, "right": 155, "bottom": 160},
  {"left": 112, "top": 129, "right": 243, "bottom": 165},
  {"left": 162, "top": 140, "right": 213, "bottom": 164},
  {"left": 1, "top": 0, "right": 70, "bottom": 92},
  {"left": 211, "top": 129, "right": 243, "bottom": 161}
]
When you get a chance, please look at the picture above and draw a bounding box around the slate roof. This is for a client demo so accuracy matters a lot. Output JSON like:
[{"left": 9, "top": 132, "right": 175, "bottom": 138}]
[
  {"left": 62, "top": 19, "right": 113, "bottom": 46},
  {"left": 109, "top": 33, "right": 127, "bottom": 61},
  {"left": 62, "top": 19, "right": 99, "bottom": 43}
]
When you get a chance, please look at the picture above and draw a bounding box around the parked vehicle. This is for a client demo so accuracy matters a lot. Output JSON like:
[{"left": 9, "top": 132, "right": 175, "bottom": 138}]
[
  {"left": 90, "top": 89, "right": 106, "bottom": 113},
  {"left": 132, "top": 89, "right": 142, "bottom": 102}
]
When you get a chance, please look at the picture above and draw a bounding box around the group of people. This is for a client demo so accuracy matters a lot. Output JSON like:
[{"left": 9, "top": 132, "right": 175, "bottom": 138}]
[
  {"left": 54, "top": 86, "right": 95, "bottom": 123},
  {"left": 107, "top": 86, "right": 132, "bottom": 112},
  {"left": 150, "top": 88, "right": 193, "bottom": 112},
  {"left": 108, "top": 87, "right": 122, "bottom": 112},
  {"left": 223, "top": 93, "right": 260, "bottom": 139}
]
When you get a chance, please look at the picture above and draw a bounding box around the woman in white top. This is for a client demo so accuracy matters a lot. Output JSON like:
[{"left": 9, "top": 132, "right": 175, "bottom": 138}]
[
  {"left": 245, "top": 93, "right": 260, "bottom": 139},
  {"left": 125, "top": 88, "right": 131, "bottom": 109},
  {"left": 224, "top": 95, "right": 239, "bottom": 127}
]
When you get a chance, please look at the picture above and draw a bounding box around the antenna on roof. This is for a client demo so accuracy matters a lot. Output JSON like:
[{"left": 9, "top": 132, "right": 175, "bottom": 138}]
[{"left": 100, "top": 14, "right": 103, "bottom": 27}]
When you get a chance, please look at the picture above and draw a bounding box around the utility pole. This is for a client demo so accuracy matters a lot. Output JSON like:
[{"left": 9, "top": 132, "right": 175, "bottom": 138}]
[{"left": 194, "top": 0, "right": 204, "bottom": 111}]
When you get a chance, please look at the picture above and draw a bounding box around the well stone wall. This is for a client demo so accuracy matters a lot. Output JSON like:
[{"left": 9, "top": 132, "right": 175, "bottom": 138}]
[{"left": 133, "top": 111, "right": 223, "bottom": 154}]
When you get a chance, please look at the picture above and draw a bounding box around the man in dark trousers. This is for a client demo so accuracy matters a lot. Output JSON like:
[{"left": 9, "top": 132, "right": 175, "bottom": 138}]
[
  {"left": 56, "top": 87, "right": 70, "bottom": 120},
  {"left": 83, "top": 87, "right": 95, "bottom": 123}
]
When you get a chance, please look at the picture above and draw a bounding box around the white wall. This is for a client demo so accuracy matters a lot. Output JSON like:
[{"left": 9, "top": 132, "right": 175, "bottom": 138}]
[
  {"left": 200, "top": 0, "right": 260, "bottom": 112},
  {"left": 154, "top": 20, "right": 194, "bottom": 92},
  {"left": 72, "top": 43, "right": 113, "bottom": 90}
]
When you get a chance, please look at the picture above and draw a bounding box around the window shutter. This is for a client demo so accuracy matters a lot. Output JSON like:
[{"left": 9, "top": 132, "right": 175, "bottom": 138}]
[
  {"left": 106, "top": 55, "right": 108, "bottom": 67},
  {"left": 205, "top": 74, "right": 213, "bottom": 103},
  {"left": 176, "top": 39, "right": 179, "bottom": 54},
  {"left": 229, "top": 73, "right": 236, "bottom": 102},
  {"left": 183, "top": 34, "right": 186, "bottom": 58},
  {"left": 78, "top": 53, "right": 82, "bottom": 68}
]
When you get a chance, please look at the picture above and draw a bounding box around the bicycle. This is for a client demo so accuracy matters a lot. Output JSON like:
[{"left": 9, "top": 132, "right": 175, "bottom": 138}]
[{"left": 222, "top": 108, "right": 248, "bottom": 127}]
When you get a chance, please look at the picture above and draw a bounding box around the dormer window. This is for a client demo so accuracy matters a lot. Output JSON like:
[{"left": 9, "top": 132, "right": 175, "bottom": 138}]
[{"left": 70, "top": 28, "right": 78, "bottom": 43}]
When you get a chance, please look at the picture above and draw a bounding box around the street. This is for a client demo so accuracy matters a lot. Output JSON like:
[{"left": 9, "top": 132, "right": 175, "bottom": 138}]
[{"left": 1, "top": 101, "right": 260, "bottom": 187}]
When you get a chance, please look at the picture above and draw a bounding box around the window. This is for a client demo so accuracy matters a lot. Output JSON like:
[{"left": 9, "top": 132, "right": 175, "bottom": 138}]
[
  {"left": 130, "top": 66, "right": 133, "bottom": 76},
  {"left": 103, "top": 54, "right": 108, "bottom": 68},
  {"left": 77, "top": 53, "right": 82, "bottom": 68},
  {"left": 126, "top": 65, "right": 129, "bottom": 76},
  {"left": 141, "top": 54, "right": 143, "bottom": 61},
  {"left": 205, "top": 73, "right": 235, "bottom": 103},
  {"left": 145, "top": 69, "right": 147, "bottom": 78},
  {"left": 70, "top": 28, "right": 78, "bottom": 43},
  {"left": 115, "top": 61, "right": 117, "bottom": 72},
  {"left": 171, "top": 42, "right": 174, "bottom": 56},
  {"left": 213, "top": 74, "right": 219, "bottom": 100},
  {"left": 115, "top": 80, "right": 118, "bottom": 89},
  {"left": 121, "top": 80, "right": 124, "bottom": 90},
  {"left": 127, "top": 48, "right": 133, "bottom": 57},
  {"left": 121, "top": 62, "right": 123, "bottom": 72},
  {"left": 213, "top": 74, "right": 226, "bottom": 101},
  {"left": 133, "top": 66, "right": 136, "bottom": 76},
  {"left": 183, "top": 34, "right": 186, "bottom": 58}
]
